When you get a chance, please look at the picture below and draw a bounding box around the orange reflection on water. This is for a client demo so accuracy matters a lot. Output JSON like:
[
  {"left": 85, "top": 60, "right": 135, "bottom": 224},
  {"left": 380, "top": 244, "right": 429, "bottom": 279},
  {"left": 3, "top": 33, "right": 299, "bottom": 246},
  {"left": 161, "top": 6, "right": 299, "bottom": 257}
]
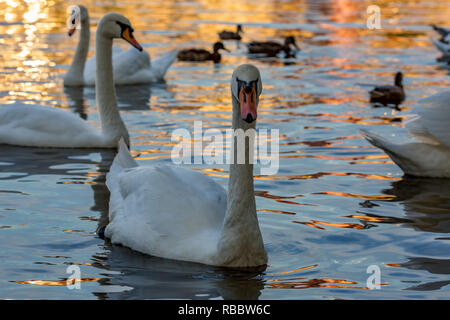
[
  {"left": 313, "top": 191, "right": 396, "bottom": 200},
  {"left": 265, "top": 277, "right": 371, "bottom": 290},
  {"left": 258, "top": 209, "right": 297, "bottom": 216},
  {"left": 12, "top": 277, "right": 100, "bottom": 286},
  {"left": 267, "top": 264, "right": 318, "bottom": 276}
]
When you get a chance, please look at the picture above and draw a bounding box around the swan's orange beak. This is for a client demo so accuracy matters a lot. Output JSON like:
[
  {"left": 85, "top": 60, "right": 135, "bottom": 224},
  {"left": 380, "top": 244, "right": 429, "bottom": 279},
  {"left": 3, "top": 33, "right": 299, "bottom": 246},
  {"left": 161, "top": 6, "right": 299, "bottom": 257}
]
[
  {"left": 68, "top": 27, "right": 76, "bottom": 37},
  {"left": 121, "top": 27, "right": 143, "bottom": 52},
  {"left": 239, "top": 85, "right": 257, "bottom": 123}
]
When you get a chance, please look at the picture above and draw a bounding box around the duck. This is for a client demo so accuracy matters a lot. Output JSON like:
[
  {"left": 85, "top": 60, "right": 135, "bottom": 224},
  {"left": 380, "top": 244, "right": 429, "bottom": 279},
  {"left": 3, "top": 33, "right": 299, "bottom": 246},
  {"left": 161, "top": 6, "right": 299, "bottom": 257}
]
[
  {"left": 0, "top": 12, "right": 141, "bottom": 148},
  {"left": 64, "top": 5, "right": 177, "bottom": 86},
  {"left": 177, "top": 42, "right": 229, "bottom": 63},
  {"left": 361, "top": 90, "right": 450, "bottom": 178},
  {"left": 103, "top": 64, "right": 268, "bottom": 267},
  {"left": 218, "top": 24, "right": 243, "bottom": 40},
  {"left": 369, "top": 72, "right": 405, "bottom": 109},
  {"left": 247, "top": 36, "right": 299, "bottom": 57}
]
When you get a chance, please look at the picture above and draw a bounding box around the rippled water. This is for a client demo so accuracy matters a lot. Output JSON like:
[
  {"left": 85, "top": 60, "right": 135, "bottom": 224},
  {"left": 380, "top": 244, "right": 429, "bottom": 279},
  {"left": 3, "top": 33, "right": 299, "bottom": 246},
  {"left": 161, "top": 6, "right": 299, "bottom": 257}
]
[{"left": 1, "top": 0, "right": 450, "bottom": 299}]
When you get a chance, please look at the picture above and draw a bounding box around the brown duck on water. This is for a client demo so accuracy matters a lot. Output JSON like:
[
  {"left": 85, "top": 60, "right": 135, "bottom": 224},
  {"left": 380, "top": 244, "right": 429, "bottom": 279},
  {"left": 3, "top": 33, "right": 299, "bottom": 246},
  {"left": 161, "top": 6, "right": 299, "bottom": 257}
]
[
  {"left": 218, "top": 24, "right": 243, "bottom": 40},
  {"left": 369, "top": 72, "right": 405, "bottom": 109},
  {"left": 177, "top": 42, "right": 229, "bottom": 63},
  {"left": 247, "top": 36, "right": 299, "bottom": 57}
]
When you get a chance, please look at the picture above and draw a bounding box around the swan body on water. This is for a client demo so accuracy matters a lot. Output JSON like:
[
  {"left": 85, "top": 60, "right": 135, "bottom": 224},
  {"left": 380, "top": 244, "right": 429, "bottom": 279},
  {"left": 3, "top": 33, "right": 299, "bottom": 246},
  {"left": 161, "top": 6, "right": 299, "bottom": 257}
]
[
  {"left": 64, "top": 5, "right": 177, "bottom": 86},
  {"left": 105, "top": 64, "right": 268, "bottom": 267}
]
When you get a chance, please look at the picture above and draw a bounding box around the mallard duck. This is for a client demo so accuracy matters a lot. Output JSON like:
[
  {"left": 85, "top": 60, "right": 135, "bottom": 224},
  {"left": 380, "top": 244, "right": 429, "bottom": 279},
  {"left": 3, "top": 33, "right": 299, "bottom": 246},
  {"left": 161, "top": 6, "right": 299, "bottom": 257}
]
[
  {"left": 430, "top": 24, "right": 450, "bottom": 42},
  {"left": 247, "top": 36, "right": 299, "bottom": 57},
  {"left": 177, "top": 42, "right": 229, "bottom": 63},
  {"left": 369, "top": 72, "right": 405, "bottom": 108},
  {"left": 218, "top": 24, "right": 243, "bottom": 40}
]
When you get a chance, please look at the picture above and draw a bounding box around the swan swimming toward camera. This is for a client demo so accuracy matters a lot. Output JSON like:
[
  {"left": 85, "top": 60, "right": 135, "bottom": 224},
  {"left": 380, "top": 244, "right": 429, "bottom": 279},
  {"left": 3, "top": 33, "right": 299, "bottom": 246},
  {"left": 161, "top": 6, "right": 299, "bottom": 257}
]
[
  {"left": 104, "top": 64, "right": 268, "bottom": 267},
  {"left": 0, "top": 12, "right": 142, "bottom": 148},
  {"left": 64, "top": 5, "right": 177, "bottom": 86},
  {"left": 361, "top": 91, "right": 450, "bottom": 178}
]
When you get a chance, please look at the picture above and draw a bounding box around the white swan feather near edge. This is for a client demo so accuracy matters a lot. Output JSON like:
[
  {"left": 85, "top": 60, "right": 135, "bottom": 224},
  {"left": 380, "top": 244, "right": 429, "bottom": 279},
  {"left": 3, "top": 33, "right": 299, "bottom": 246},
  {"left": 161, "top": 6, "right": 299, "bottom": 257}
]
[
  {"left": 361, "top": 91, "right": 450, "bottom": 178},
  {"left": 105, "top": 64, "right": 268, "bottom": 267}
]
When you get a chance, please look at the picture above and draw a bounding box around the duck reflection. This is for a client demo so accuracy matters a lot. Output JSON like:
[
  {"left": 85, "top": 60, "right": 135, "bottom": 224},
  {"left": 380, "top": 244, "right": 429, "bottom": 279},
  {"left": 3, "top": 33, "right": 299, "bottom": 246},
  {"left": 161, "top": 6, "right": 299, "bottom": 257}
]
[{"left": 91, "top": 243, "right": 266, "bottom": 300}]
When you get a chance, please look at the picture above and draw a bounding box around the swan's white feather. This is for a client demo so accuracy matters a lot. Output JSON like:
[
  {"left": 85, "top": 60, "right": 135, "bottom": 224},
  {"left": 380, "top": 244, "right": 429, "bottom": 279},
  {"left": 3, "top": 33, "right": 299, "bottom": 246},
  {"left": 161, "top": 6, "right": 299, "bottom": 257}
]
[
  {"left": 360, "top": 129, "right": 450, "bottom": 177},
  {"left": 0, "top": 104, "right": 107, "bottom": 148},
  {"left": 105, "top": 140, "right": 227, "bottom": 264}
]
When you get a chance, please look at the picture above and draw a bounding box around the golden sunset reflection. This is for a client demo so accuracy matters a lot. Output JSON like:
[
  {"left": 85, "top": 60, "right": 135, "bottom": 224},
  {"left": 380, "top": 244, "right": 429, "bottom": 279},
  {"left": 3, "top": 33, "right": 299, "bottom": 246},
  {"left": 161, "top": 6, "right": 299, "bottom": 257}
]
[{"left": 265, "top": 277, "right": 381, "bottom": 290}]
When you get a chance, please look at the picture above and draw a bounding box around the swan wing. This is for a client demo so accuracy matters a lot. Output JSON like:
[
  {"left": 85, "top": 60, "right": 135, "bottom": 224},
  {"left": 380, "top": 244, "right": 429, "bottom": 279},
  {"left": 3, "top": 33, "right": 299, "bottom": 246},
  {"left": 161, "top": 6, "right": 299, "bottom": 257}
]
[
  {"left": 105, "top": 141, "right": 227, "bottom": 263},
  {"left": 430, "top": 37, "right": 450, "bottom": 55},
  {"left": 0, "top": 103, "right": 104, "bottom": 148},
  {"left": 407, "top": 91, "right": 450, "bottom": 148},
  {"left": 83, "top": 46, "right": 148, "bottom": 85}
]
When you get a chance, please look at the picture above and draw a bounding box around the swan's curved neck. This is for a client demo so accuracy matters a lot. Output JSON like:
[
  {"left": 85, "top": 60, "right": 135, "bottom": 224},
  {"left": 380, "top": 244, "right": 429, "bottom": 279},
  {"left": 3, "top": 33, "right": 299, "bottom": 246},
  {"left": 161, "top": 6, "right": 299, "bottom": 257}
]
[
  {"left": 95, "top": 30, "right": 128, "bottom": 144},
  {"left": 215, "top": 94, "right": 267, "bottom": 267},
  {"left": 65, "top": 17, "right": 90, "bottom": 85}
]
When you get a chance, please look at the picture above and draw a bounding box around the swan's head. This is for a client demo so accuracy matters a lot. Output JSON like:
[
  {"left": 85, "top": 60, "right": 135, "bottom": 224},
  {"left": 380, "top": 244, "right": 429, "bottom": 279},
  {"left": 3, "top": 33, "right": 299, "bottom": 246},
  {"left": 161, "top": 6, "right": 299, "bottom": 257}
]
[
  {"left": 67, "top": 5, "right": 88, "bottom": 37},
  {"left": 231, "top": 64, "right": 263, "bottom": 124},
  {"left": 97, "top": 12, "right": 143, "bottom": 51}
]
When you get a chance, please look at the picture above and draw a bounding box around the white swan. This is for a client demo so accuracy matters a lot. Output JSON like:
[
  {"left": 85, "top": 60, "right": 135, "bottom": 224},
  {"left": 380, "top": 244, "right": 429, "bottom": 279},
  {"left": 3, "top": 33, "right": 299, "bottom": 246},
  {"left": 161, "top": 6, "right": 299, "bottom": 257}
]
[
  {"left": 361, "top": 91, "right": 450, "bottom": 178},
  {"left": 0, "top": 13, "right": 141, "bottom": 148},
  {"left": 64, "top": 5, "right": 177, "bottom": 86},
  {"left": 104, "top": 64, "right": 268, "bottom": 267}
]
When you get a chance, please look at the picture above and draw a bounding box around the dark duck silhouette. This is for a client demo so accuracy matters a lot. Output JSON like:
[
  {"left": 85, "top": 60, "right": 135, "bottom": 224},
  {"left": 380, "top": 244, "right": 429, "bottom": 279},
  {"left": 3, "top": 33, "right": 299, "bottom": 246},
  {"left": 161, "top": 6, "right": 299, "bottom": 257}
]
[
  {"left": 218, "top": 24, "right": 243, "bottom": 40},
  {"left": 247, "top": 36, "right": 299, "bottom": 57},
  {"left": 177, "top": 42, "right": 229, "bottom": 63},
  {"left": 369, "top": 72, "right": 405, "bottom": 109}
]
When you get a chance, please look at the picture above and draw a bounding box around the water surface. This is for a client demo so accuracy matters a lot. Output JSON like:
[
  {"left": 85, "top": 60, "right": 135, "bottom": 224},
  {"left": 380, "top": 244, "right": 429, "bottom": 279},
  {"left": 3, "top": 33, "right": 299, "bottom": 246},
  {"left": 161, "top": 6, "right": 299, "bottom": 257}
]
[{"left": 0, "top": 0, "right": 450, "bottom": 299}]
